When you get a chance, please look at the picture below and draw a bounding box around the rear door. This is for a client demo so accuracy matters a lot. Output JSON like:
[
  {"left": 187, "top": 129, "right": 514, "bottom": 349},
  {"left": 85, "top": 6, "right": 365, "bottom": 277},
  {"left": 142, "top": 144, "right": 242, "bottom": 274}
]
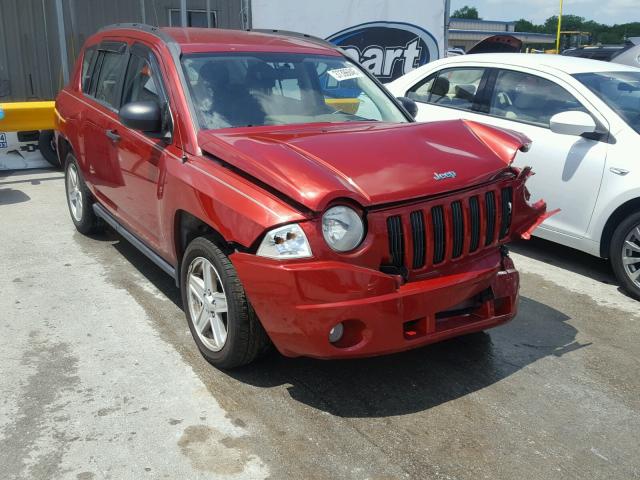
[{"left": 79, "top": 41, "right": 128, "bottom": 210}]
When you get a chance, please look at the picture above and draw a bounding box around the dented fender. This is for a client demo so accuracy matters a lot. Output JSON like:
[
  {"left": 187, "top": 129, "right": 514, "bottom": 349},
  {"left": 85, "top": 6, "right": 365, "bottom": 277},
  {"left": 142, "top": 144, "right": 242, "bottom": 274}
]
[
  {"left": 462, "top": 120, "right": 532, "bottom": 165},
  {"left": 510, "top": 166, "right": 558, "bottom": 241}
]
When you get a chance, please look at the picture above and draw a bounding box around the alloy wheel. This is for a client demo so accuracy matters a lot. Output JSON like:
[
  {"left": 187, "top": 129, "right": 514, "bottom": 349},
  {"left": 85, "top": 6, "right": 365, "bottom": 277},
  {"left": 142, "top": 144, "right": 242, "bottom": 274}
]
[
  {"left": 622, "top": 225, "right": 640, "bottom": 289},
  {"left": 187, "top": 257, "right": 229, "bottom": 352},
  {"left": 66, "top": 163, "right": 83, "bottom": 221}
]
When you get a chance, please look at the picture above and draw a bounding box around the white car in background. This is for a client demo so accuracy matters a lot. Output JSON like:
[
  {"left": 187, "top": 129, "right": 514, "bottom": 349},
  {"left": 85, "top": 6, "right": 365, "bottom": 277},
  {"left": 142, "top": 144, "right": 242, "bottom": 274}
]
[{"left": 388, "top": 54, "right": 640, "bottom": 299}]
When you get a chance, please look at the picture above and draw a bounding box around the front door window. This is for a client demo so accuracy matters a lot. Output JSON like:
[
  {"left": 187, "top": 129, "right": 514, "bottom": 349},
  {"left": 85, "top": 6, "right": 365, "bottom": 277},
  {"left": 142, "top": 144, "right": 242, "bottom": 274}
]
[{"left": 489, "top": 70, "right": 587, "bottom": 127}]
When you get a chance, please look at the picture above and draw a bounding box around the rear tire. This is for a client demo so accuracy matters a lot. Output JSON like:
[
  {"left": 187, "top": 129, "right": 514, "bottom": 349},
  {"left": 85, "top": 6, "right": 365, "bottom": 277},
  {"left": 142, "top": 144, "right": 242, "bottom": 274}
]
[
  {"left": 181, "top": 236, "right": 270, "bottom": 369},
  {"left": 64, "top": 153, "right": 103, "bottom": 234},
  {"left": 610, "top": 212, "right": 640, "bottom": 300},
  {"left": 39, "top": 130, "right": 59, "bottom": 168}
]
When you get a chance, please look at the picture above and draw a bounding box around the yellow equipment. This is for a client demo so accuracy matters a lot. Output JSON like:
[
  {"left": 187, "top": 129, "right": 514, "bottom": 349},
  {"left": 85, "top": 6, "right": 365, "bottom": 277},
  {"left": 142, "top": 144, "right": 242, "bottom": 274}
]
[
  {"left": 325, "top": 97, "right": 361, "bottom": 115},
  {"left": 0, "top": 101, "right": 55, "bottom": 131}
]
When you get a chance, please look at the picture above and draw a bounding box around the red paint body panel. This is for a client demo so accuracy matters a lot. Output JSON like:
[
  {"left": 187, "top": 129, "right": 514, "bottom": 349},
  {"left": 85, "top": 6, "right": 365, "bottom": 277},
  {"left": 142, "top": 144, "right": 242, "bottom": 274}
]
[
  {"left": 55, "top": 28, "right": 304, "bottom": 265},
  {"left": 164, "top": 27, "right": 343, "bottom": 56},
  {"left": 55, "top": 26, "right": 548, "bottom": 360},
  {"left": 198, "top": 119, "right": 531, "bottom": 211},
  {"left": 232, "top": 249, "right": 518, "bottom": 358}
]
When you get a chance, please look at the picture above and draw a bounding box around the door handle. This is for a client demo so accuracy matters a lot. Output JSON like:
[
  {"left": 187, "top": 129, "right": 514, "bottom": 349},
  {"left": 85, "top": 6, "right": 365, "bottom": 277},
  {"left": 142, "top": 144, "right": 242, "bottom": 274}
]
[
  {"left": 610, "top": 167, "right": 629, "bottom": 176},
  {"left": 105, "top": 129, "right": 121, "bottom": 143}
]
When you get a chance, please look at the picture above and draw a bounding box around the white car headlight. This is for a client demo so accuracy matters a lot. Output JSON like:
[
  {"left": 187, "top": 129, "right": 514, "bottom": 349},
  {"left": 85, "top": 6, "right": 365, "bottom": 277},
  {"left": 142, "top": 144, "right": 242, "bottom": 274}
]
[
  {"left": 322, "top": 206, "right": 365, "bottom": 252},
  {"left": 256, "top": 223, "right": 312, "bottom": 259}
]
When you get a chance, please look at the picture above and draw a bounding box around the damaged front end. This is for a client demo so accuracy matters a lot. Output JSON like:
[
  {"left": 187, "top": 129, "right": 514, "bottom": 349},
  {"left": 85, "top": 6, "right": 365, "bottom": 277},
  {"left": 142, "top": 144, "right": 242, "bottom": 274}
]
[
  {"left": 231, "top": 165, "right": 552, "bottom": 359},
  {"left": 460, "top": 119, "right": 555, "bottom": 243},
  {"left": 230, "top": 124, "right": 554, "bottom": 359},
  {"left": 368, "top": 165, "right": 552, "bottom": 284},
  {"left": 510, "top": 165, "right": 558, "bottom": 241}
]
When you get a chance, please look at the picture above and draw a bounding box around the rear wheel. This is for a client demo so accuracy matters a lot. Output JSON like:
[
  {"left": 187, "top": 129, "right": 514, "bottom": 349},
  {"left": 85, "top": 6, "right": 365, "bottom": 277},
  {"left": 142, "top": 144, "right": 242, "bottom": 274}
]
[
  {"left": 181, "top": 236, "right": 270, "bottom": 369},
  {"left": 610, "top": 212, "right": 640, "bottom": 300},
  {"left": 64, "top": 153, "right": 103, "bottom": 234},
  {"left": 39, "top": 130, "right": 59, "bottom": 168}
]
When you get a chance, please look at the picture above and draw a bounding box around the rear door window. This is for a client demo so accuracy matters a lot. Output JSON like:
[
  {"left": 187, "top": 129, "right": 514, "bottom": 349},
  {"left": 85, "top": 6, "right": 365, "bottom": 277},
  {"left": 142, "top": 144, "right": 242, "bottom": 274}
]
[
  {"left": 81, "top": 46, "right": 97, "bottom": 93},
  {"left": 406, "top": 74, "right": 435, "bottom": 103},
  {"left": 92, "top": 44, "right": 127, "bottom": 110},
  {"left": 407, "top": 67, "right": 487, "bottom": 112}
]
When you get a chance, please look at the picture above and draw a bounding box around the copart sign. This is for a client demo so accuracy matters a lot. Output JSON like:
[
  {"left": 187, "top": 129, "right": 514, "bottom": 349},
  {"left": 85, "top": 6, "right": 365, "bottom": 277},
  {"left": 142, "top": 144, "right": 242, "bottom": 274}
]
[
  {"left": 327, "top": 22, "right": 439, "bottom": 81},
  {"left": 250, "top": 0, "right": 445, "bottom": 82}
]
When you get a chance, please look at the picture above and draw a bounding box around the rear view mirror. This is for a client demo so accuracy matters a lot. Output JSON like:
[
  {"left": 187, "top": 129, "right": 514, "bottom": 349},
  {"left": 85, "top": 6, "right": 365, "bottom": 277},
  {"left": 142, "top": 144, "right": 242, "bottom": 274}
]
[
  {"left": 396, "top": 96, "right": 418, "bottom": 118},
  {"left": 618, "top": 82, "right": 638, "bottom": 92},
  {"left": 119, "top": 101, "right": 162, "bottom": 133},
  {"left": 549, "top": 111, "right": 596, "bottom": 136}
]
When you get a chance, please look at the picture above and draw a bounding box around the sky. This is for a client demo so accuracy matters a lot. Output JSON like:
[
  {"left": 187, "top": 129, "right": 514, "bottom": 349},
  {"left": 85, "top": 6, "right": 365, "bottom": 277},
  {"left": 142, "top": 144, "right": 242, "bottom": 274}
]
[{"left": 449, "top": 0, "right": 637, "bottom": 25}]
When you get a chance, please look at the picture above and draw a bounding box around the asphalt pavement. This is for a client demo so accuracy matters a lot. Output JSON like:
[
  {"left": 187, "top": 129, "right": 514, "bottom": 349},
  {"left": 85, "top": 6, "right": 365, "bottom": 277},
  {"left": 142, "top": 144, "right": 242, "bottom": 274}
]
[{"left": 1, "top": 168, "right": 639, "bottom": 480}]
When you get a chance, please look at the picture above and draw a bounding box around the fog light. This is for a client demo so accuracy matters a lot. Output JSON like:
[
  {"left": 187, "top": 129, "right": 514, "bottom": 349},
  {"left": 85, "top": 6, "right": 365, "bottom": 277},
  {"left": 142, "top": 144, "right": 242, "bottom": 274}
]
[{"left": 329, "top": 323, "right": 344, "bottom": 343}]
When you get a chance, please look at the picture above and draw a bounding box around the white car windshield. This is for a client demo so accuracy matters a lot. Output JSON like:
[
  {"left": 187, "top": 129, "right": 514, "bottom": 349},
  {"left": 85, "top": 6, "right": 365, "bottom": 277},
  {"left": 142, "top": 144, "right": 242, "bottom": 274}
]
[
  {"left": 181, "top": 52, "right": 408, "bottom": 129},
  {"left": 574, "top": 71, "right": 640, "bottom": 134}
]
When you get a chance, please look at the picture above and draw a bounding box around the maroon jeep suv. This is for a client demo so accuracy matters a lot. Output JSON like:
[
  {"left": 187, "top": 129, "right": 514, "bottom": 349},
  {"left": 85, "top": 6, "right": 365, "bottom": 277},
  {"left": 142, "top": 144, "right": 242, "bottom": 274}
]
[{"left": 55, "top": 24, "right": 547, "bottom": 368}]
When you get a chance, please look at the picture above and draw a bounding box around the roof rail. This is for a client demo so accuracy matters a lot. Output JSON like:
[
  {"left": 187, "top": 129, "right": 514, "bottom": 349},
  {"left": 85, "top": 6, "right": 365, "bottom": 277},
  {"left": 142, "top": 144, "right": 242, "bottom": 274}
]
[
  {"left": 246, "top": 29, "right": 337, "bottom": 50},
  {"left": 99, "top": 23, "right": 160, "bottom": 34},
  {"left": 98, "top": 23, "right": 178, "bottom": 48}
]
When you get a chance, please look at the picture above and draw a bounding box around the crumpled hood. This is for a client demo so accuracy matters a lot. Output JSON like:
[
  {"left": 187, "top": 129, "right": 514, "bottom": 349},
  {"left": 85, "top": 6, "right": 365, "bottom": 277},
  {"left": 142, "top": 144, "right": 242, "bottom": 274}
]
[{"left": 198, "top": 120, "right": 531, "bottom": 211}]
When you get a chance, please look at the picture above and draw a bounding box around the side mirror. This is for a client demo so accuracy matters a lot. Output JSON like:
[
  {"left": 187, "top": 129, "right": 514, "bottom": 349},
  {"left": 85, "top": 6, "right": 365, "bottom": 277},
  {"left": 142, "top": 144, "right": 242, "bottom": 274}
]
[
  {"left": 396, "top": 96, "right": 418, "bottom": 118},
  {"left": 119, "top": 101, "right": 162, "bottom": 133},
  {"left": 549, "top": 111, "right": 596, "bottom": 136}
]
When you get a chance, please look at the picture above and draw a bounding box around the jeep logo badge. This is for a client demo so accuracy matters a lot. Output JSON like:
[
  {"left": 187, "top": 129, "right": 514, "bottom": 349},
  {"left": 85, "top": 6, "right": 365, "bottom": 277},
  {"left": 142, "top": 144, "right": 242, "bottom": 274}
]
[
  {"left": 433, "top": 171, "right": 457, "bottom": 181},
  {"left": 327, "top": 21, "right": 439, "bottom": 82}
]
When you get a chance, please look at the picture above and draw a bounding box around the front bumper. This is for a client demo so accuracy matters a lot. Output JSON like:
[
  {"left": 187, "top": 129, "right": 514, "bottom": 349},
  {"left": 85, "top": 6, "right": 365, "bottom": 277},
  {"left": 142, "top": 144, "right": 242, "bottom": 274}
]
[{"left": 231, "top": 250, "right": 519, "bottom": 359}]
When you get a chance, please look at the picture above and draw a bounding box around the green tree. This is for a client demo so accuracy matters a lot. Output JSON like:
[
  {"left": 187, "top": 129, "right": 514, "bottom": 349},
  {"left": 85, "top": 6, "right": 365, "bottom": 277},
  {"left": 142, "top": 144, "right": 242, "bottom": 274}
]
[
  {"left": 598, "top": 31, "right": 622, "bottom": 43},
  {"left": 514, "top": 18, "right": 541, "bottom": 33},
  {"left": 543, "top": 14, "right": 584, "bottom": 34},
  {"left": 452, "top": 6, "right": 480, "bottom": 20}
]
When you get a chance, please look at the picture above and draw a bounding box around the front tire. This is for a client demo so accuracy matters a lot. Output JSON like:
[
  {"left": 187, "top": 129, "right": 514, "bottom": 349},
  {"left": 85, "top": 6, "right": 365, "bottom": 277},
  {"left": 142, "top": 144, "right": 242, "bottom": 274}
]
[
  {"left": 180, "top": 237, "right": 270, "bottom": 369},
  {"left": 610, "top": 212, "right": 640, "bottom": 300},
  {"left": 64, "top": 153, "right": 103, "bottom": 234}
]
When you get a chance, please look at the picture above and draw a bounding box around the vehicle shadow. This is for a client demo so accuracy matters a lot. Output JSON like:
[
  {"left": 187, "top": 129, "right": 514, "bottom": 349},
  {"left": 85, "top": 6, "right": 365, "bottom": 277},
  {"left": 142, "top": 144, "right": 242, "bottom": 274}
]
[
  {"left": 224, "top": 295, "right": 585, "bottom": 417},
  {"left": 0, "top": 167, "right": 62, "bottom": 186},
  {"left": 90, "top": 228, "right": 182, "bottom": 308},
  {"left": 562, "top": 138, "right": 595, "bottom": 182},
  {"left": 101, "top": 227, "right": 586, "bottom": 418},
  {"left": 509, "top": 237, "right": 616, "bottom": 285},
  {"left": 0, "top": 188, "right": 30, "bottom": 205}
]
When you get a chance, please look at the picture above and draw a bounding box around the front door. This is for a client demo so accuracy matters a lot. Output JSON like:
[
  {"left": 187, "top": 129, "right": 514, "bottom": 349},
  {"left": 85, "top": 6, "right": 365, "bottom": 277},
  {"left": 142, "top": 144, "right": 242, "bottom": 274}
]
[
  {"left": 483, "top": 68, "right": 609, "bottom": 238},
  {"left": 112, "top": 43, "right": 176, "bottom": 254}
]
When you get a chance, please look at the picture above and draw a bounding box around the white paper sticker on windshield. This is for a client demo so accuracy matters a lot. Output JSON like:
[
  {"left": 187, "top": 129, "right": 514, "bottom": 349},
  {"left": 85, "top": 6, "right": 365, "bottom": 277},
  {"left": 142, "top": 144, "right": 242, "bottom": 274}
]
[{"left": 327, "top": 67, "right": 364, "bottom": 81}]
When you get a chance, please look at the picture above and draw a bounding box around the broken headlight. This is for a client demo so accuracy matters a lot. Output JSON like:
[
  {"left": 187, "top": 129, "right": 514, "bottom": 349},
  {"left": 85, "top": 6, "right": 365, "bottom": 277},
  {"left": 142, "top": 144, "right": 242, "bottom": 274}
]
[
  {"left": 322, "top": 206, "right": 365, "bottom": 252},
  {"left": 256, "top": 223, "right": 312, "bottom": 259}
]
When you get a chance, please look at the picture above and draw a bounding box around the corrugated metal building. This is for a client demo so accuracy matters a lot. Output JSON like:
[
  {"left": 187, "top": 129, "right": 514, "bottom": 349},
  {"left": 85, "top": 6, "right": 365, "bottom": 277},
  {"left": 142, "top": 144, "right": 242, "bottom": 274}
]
[
  {"left": 450, "top": 18, "right": 516, "bottom": 33},
  {"left": 449, "top": 18, "right": 555, "bottom": 52},
  {"left": 0, "top": 0, "right": 244, "bottom": 101},
  {"left": 0, "top": 5, "right": 557, "bottom": 101}
]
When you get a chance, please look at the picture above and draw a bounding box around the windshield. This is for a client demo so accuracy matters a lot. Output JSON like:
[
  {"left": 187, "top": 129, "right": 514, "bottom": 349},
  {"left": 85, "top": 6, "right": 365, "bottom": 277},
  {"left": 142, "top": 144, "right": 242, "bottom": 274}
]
[
  {"left": 574, "top": 71, "right": 640, "bottom": 134},
  {"left": 181, "top": 52, "right": 408, "bottom": 130}
]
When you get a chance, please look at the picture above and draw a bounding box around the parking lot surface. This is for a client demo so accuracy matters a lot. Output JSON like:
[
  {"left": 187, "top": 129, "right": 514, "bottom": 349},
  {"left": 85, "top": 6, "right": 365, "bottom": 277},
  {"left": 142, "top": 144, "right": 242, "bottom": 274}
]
[{"left": 1, "top": 168, "right": 639, "bottom": 480}]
